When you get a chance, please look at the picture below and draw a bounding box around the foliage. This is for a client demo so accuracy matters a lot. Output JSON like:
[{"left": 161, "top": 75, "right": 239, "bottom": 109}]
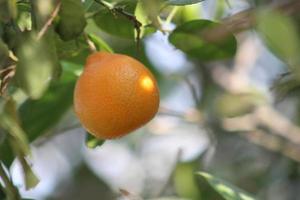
[{"left": 0, "top": 0, "right": 300, "bottom": 199}]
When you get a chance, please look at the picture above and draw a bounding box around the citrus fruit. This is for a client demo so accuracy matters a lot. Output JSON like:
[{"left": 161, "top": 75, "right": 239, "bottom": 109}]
[{"left": 74, "top": 52, "right": 160, "bottom": 139}]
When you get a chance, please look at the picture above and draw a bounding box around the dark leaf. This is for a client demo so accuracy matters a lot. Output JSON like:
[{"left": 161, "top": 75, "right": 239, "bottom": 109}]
[
  {"left": 19, "top": 69, "right": 77, "bottom": 142},
  {"left": 196, "top": 172, "right": 256, "bottom": 200},
  {"left": 169, "top": 20, "right": 237, "bottom": 61}
]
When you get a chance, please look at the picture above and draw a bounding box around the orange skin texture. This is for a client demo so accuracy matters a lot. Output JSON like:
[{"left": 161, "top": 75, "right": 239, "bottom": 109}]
[{"left": 74, "top": 52, "right": 160, "bottom": 139}]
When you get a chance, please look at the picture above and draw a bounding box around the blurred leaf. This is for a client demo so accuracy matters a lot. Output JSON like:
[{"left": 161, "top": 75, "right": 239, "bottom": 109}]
[
  {"left": 0, "top": 0, "right": 17, "bottom": 23},
  {"left": 0, "top": 133, "right": 14, "bottom": 166},
  {"left": 196, "top": 172, "right": 256, "bottom": 200},
  {"left": 88, "top": 33, "right": 114, "bottom": 53},
  {"left": 135, "top": 1, "right": 156, "bottom": 38},
  {"left": 93, "top": 7, "right": 135, "bottom": 39},
  {"left": 56, "top": 0, "right": 87, "bottom": 41},
  {"left": 216, "top": 91, "right": 265, "bottom": 118},
  {"left": 20, "top": 157, "right": 39, "bottom": 190},
  {"left": 0, "top": 98, "right": 30, "bottom": 155},
  {"left": 16, "top": 2, "right": 31, "bottom": 31},
  {"left": 174, "top": 162, "right": 201, "bottom": 199},
  {"left": 272, "top": 73, "right": 300, "bottom": 100},
  {"left": 169, "top": 20, "right": 237, "bottom": 61},
  {"left": 19, "top": 69, "right": 77, "bottom": 142},
  {"left": 0, "top": 38, "right": 9, "bottom": 67},
  {"left": 256, "top": 10, "right": 300, "bottom": 70},
  {"left": 55, "top": 34, "right": 88, "bottom": 59},
  {"left": 85, "top": 133, "right": 105, "bottom": 149},
  {"left": 140, "top": 0, "right": 163, "bottom": 30},
  {"left": 16, "top": 33, "right": 57, "bottom": 99},
  {"left": 2, "top": 23, "right": 20, "bottom": 50},
  {"left": 174, "top": 4, "right": 201, "bottom": 24},
  {"left": 166, "top": 0, "right": 204, "bottom": 5}
]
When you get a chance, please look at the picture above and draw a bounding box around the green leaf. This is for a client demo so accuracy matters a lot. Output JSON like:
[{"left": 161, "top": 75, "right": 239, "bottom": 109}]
[
  {"left": 216, "top": 91, "right": 266, "bottom": 118},
  {"left": 21, "top": 157, "right": 39, "bottom": 190},
  {"left": 0, "top": 0, "right": 17, "bottom": 23},
  {"left": 93, "top": 7, "right": 135, "bottom": 39},
  {"left": 87, "top": 33, "right": 114, "bottom": 53},
  {"left": 18, "top": 69, "right": 77, "bottom": 142},
  {"left": 56, "top": 0, "right": 87, "bottom": 41},
  {"left": 85, "top": 133, "right": 105, "bottom": 149},
  {"left": 256, "top": 9, "right": 300, "bottom": 70},
  {"left": 196, "top": 172, "right": 256, "bottom": 200},
  {"left": 166, "top": 0, "right": 204, "bottom": 5},
  {"left": 0, "top": 132, "right": 14, "bottom": 166},
  {"left": 16, "top": 33, "right": 57, "bottom": 99},
  {"left": 169, "top": 19, "right": 237, "bottom": 61},
  {"left": 0, "top": 98, "right": 30, "bottom": 156}
]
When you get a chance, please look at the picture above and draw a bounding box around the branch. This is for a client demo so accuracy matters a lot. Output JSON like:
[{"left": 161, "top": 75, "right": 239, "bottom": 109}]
[
  {"left": 241, "top": 130, "right": 300, "bottom": 162},
  {"left": 37, "top": 0, "right": 61, "bottom": 40},
  {"left": 204, "top": 0, "right": 300, "bottom": 42}
]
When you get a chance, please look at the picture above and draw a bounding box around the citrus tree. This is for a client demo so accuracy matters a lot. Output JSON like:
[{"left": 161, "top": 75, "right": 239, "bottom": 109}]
[{"left": 1, "top": 0, "right": 300, "bottom": 199}]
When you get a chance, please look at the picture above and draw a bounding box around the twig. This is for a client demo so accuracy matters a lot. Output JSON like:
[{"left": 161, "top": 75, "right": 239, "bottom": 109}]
[
  {"left": 241, "top": 130, "right": 300, "bottom": 162},
  {"left": 84, "top": 33, "right": 97, "bottom": 53},
  {"left": 0, "top": 163, "right": 21, "bottom": 200},
  {"left": 222, "top": 105, "right": 300, "bottom": 146},
  {"left": 37, "top": 0, "right": 62, "bottom": 40},
  {"left": 0, "top": 65, "right": 16, "bottom": 97},
  {"left": 203, "top": 0, "right": 300, "bottom": 42},
  {"left": 184, "top": 77, "right": 200, "bottom": 105}
]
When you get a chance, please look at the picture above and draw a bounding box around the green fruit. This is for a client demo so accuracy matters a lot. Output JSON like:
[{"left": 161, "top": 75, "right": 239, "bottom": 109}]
[{"left": 56, "top": 0, "right": 87, "bottom": 41}]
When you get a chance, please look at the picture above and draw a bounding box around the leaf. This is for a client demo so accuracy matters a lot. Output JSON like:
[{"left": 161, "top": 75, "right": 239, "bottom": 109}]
[
  {"left": 85, "top": 133, "right": 105, "bottom": 149},
  {"left": 0, "top": 38, "right": 9, "bottom": 67},
  {"left": 18, "top": 69, "right": 77, "bottom": 142},
  {"left": 216, "top": 91, "right": 266, "bottom": 118},
  {"left": 169, "top": 19, "right": 237, "bottom": 61},
  {"left": 256, "top": 9, "right": 300, "bottom": 70},
  {"left": 0, "top": 132, "right": 14, "bottom": 166},
  {"left": 0, "top": 99, "right": 30, "bottom": 155},
  {"left": 20, "top": 157, "right": 39, "bottom": 190},
  {"left": 166, "top": 0, "right": 204, "bottom": 5},
  {"left": 196, "top": 172, "right": 256, "bottom": 200},
  {"left": 56, "top": 0, "right": 87, "bottom": 41},
  {"left": 16, "top": 33, "right": 57, "bottom": 99},
  {"left": 93, "top": 7, "right": 135, "bottom": 39},
  {"left": 87, "top": 33, "right": 114, "bottom": 53},
  {"left": 0, "top": 0, "right": 17, "bottom": 23}
]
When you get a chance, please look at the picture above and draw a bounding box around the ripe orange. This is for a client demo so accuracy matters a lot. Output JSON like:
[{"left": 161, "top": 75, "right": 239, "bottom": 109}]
[{"left": 74, "top": 52, "right": 160, "bottom": 139}]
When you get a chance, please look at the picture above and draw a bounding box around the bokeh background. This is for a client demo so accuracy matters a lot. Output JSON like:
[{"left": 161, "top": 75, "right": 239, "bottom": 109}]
[{"left": 1, "top": 0, "right": 300, "bottom": 199}]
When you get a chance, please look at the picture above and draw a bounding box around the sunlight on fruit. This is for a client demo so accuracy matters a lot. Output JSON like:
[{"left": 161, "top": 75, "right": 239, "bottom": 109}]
[{"left": 140, "top": 76, "right": 154, "bottom": 91}]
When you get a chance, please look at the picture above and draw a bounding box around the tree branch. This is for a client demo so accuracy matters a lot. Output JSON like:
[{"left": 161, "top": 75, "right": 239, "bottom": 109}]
[{"left": 37, "top": 0, "right": 61, "bottom": 40}]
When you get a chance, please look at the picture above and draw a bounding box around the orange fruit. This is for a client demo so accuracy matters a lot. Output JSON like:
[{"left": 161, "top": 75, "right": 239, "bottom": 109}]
[{"left": 74, "top": 52, "right": 160, "bottom": 139}]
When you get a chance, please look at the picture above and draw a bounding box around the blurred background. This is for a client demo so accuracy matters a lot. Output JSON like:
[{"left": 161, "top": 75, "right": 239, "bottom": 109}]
[{"left": 1, "top": 0, "right": 300, "bottom": 199}]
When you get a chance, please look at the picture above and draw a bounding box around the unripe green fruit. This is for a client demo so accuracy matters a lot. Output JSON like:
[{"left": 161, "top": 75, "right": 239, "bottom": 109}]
[{"left": 55, "top": 0, "right": 87, "bottom": 41}]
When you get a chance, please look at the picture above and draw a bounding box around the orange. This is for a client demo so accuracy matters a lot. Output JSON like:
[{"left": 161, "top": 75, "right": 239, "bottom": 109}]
[{"left": 74, "top": 52, "right": 160, "bottom": 139}]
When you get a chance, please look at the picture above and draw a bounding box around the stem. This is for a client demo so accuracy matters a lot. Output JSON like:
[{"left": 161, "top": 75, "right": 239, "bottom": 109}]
[
  {"left": 0, "top": 163, "right": 21, "bottom": 200},
  {"left": 37, "top": 0, "right": 61, "bottom": 40},
  {"left": 166, "top": 6, "right": 179, "bottom": 24}
]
